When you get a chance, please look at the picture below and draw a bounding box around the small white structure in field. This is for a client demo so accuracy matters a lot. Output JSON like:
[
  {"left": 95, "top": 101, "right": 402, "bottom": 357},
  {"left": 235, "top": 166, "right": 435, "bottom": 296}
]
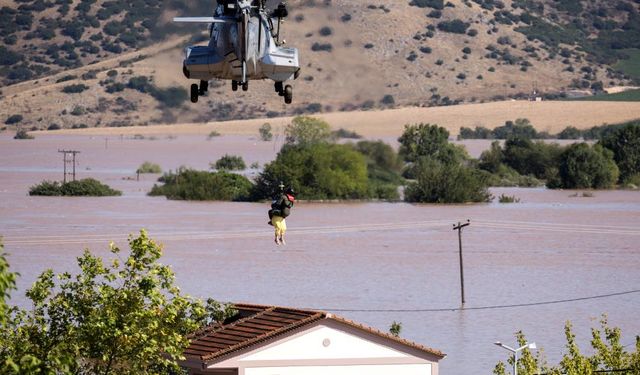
[{"left": 181, "top": 304, "right": 445, "bottom": 375}]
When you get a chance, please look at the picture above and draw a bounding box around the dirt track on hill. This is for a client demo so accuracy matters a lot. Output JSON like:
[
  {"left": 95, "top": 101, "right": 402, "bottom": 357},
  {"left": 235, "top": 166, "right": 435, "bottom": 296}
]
[{"left": 40, "top": 100, "right": 640, "bottom": 138}]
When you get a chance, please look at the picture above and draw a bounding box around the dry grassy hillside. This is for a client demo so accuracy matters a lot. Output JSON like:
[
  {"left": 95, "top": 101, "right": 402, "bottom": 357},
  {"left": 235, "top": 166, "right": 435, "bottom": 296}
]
[
  {"left": 1, "top": 0, "right": 639, "bottom": 130},
  {"left": 39, "top": 101, "right": 640, "bottom": 139}
]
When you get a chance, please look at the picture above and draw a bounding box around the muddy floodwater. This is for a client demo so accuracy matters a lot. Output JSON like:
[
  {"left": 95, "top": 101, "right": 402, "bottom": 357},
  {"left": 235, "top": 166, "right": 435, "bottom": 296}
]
[{"left": 1, "top": 133, "right": 639, "bottom": 374}]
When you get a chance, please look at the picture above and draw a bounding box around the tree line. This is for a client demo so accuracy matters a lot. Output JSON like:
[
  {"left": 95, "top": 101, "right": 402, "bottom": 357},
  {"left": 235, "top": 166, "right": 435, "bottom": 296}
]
[
  {"left": 149, "top": 117, "right": 639, "bottom": 204},
  {"left": 459, "top": 118, "right": 640, "bottom": 141}
]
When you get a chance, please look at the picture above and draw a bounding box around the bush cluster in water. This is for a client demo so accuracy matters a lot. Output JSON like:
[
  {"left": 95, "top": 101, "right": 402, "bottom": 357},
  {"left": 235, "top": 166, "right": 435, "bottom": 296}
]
[{"left": 29, "top": 178, "right": 121, "bottom": 196}]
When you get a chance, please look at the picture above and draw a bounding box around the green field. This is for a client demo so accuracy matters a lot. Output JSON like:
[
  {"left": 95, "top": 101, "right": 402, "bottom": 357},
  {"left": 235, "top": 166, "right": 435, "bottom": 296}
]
[
  {"left": 568, "top": 89, "right": 640, "bottom": 102},
  {"left": 614, "top": 49, "right": 640, "bottom": 80}
]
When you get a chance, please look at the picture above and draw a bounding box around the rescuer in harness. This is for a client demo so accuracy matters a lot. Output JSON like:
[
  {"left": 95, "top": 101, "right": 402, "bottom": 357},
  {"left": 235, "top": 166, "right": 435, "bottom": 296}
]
[{"left": 268, "top": 183, "right": 295, "bottom": 245}]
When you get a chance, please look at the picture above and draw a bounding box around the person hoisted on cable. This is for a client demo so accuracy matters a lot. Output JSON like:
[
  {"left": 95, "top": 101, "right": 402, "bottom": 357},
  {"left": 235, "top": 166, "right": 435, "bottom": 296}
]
[{"left": 268, "top": 182, "right": 295, "bottom": 245}]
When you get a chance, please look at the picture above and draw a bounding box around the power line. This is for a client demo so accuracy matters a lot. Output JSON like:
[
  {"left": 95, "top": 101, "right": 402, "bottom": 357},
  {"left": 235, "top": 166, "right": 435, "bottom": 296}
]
[{"left": 310, "top": 289, "right": 640, "bottom": 313}]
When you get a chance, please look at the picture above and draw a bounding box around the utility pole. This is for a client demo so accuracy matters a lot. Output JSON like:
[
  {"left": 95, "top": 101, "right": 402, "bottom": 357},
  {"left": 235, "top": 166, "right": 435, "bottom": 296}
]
[
  {"left": 58, "top": 149, "right": 80, "bottom": 183},
  {"left": 453, "top": 219, "right": 470, "bottom": 305}
]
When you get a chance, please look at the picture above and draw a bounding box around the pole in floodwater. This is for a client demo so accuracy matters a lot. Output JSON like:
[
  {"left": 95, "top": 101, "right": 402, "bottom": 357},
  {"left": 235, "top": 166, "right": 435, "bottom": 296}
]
[{"left": 453, "top": 219, "right": 470, "bottom": 306}]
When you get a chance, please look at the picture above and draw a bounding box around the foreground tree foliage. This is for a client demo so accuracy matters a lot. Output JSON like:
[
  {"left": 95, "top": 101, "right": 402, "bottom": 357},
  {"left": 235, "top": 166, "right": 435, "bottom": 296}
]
[
  {"left": 149, "top": 168, "right": 252, "bottom": 201},
  {"left": 494, "top": 317, "right": 640, "bottom": 375},
  {"left": 0, "top": 232, "right": 234, "bottom": 374}
]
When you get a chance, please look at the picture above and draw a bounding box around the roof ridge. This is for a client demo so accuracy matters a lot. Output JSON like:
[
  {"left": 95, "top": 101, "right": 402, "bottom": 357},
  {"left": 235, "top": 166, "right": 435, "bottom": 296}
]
[
  {"left": 327, "top": 315, "right": 445, "bottom": 359},
  {"left": 202, "top": 310, "right": 325, "bottom": 362}
]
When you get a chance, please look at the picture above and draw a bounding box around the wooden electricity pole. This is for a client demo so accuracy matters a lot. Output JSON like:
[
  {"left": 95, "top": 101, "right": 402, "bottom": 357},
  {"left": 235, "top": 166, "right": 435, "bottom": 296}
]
[
  {"left": 58, "top": 149, "right": 80, "bottom": 183},
  {"left": 453, "top": 219, "right": 470, "bottom": 305}
]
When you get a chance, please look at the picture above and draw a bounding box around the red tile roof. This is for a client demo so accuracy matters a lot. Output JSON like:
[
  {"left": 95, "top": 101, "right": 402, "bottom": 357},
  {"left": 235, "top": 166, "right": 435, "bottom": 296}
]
[{"left": 184, "top": 303, "right": 445, "bottom": 364}]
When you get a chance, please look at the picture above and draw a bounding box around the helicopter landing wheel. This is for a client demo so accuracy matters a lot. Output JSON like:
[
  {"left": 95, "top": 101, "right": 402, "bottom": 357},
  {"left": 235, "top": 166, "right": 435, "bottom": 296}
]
[
  {"left": 232, "top": 80, "right": 238, "bottom": 92},
  {"left": 242, "top": 81, "right": 249, "bottom": 91},
  {"left": 275, "top": 82, "right": 283, "bottom": 93},
  {"left": 190, "top": 83, "right": 199, "bottom": 103},
  {"left": 284, "top": 85, "right": 292, "bottom": 104}
]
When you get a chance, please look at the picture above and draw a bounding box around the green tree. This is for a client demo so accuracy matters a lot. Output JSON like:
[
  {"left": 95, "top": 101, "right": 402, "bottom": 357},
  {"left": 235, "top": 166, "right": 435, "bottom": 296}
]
[
  {"left": 479, "top": 141, "right": 504, "bottom": 173},
  {"left": 252, "top": 143, "right": 369, "bottom": 200},
  {"left": 493, "top": 331, "right": 546, "bottom": 375},
  {"left": 599, "top": 122, "right": 640, "bottom": 181},
  {"left": 398, "top": 123, "right": 461, "bottom": 163},
  {"left": 557, "top": 143, "right": 619, "bottom": 189},
  {"left": 404, "top": 158, "right": 491, "bottom": 203},
  {"left": 284, "top": 116, "right": 332, "bottom": 146},
  {"left": 502, "top": 137, "right": 563, "bottom": 179},
  {"left": 0, "top": 231, "right": 234, "bottom": 374},
  {"left": 355, "top": 140, "right": 403, "bottom": 199}
]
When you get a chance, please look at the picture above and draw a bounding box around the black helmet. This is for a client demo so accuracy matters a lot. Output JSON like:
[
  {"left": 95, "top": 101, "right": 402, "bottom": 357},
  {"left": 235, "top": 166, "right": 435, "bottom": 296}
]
[{"left": 285, "top": 187, "right": 295, "bottom": 195}]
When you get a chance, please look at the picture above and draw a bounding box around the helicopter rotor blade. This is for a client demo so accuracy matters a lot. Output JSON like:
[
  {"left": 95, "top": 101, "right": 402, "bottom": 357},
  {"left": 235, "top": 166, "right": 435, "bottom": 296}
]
[{"left": 173, "top": 17, "right": 236, "bottom": 23}]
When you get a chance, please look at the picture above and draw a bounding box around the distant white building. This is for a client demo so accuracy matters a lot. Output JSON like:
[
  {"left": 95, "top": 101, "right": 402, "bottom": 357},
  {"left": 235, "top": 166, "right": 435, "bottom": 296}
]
[{"left": 181, "top": 303, "right": 446, "bottom": 375}]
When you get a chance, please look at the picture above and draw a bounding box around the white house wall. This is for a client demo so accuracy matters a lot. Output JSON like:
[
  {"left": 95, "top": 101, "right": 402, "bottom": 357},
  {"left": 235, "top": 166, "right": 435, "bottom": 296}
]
[
  {"left": 241, "top": 325, "right": 409, "bottom": 361},
  {"left": 245, "top": 364, "right": 431, "bottom": 375}
]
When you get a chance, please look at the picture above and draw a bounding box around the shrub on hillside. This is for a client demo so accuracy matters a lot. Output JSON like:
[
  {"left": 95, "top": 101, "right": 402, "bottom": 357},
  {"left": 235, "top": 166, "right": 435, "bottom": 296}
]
[
  {"left": 212, "top": 155, "right": 246, "bottom": 171},
  {"left": 62, "top": 84, "right": 89, "bottom": 94},
  {"left": 437, "top": 19, "right": 470, "bottom": 34},
  {"left": 409, "top": 0, "right": 444, "bottom": 9},
  {"left": 5, "top": 114, "right": 23, "bottom": 125},
  {"left": 149, "top": 169, "right": 252, "bottom": 201},
  {"left": 29, "top": 178, "right": 121, "bottom": 196},
  {"left": 150, "top": 87, "right": 187, "bottom": 108}
]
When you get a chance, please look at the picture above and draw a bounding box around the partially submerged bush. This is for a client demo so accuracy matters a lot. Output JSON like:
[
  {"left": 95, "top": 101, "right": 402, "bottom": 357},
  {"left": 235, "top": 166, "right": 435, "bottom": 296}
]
[
  {"left": 29, "top": 178, "right": 122, "bottom": 196},
  {"left": 497, "top": 194, "right": 520, "bottom": 203},
  {"left": 137, "top": 161, "right": 162, "bottom": 174},
  {"left": 258, "top": 123, "right": 273, "bottom": 141},
  {"left": 212, "top": 155, "right": 246, "bottom": 171},
  {"left": 14, "top": 129, "right": 34, "bottom": 139},
  {"left": 404, "top": 158, "right": 491, "bottom": 203},
  {"left": 149, "top": 169, "right": 252, "bottom": 201}
]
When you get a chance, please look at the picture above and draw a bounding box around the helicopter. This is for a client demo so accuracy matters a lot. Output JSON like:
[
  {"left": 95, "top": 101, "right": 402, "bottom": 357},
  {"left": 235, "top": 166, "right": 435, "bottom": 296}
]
[{"left": 174, "top": 0, "right": 300, "bottom": 104}]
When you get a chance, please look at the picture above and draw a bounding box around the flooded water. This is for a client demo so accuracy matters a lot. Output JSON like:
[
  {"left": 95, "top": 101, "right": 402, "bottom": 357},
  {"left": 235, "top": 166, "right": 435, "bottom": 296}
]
[{"left": 1, "top": 133, "right": 639, "bottom": 374}]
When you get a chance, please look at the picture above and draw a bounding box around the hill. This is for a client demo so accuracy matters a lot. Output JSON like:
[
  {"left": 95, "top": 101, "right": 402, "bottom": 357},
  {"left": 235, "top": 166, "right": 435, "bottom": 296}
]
[{"left": 1, "top": 0, "right": 639, "bottom": 130}]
